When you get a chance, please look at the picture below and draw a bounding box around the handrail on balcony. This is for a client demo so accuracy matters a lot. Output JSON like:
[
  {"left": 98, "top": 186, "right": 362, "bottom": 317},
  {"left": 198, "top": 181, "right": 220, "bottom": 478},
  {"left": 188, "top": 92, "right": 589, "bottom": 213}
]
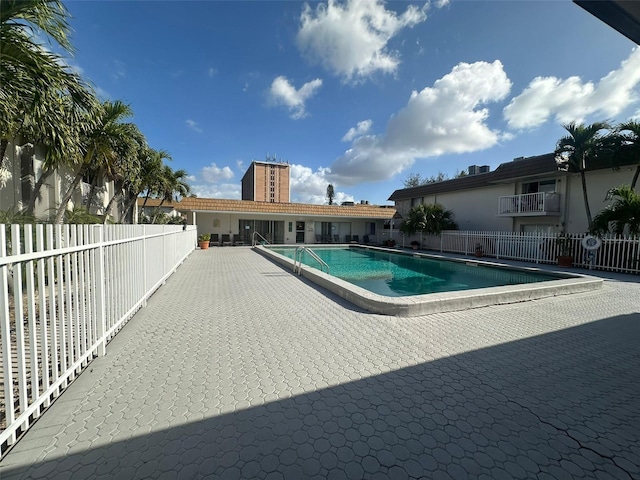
[{"left": 498, "top": 192, "right": 560, "bottom": 215}]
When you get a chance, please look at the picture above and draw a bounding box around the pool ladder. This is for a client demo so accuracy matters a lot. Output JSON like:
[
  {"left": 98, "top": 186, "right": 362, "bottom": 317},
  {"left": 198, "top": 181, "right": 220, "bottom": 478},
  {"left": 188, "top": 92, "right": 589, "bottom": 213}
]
[
  {"left": 294, "top": 246, "right": 329, "bottom": 275},
  {"left": 251, "top": 231, "right": 271, "bottom": 246}
]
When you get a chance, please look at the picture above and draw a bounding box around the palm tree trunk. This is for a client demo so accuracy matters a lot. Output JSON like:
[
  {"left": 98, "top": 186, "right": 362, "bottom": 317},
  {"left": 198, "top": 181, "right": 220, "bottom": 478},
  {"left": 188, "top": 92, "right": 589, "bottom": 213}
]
[
  {"left": 123, "top": 193, "right": 138, "bottom": 223},
  {"left": 580, "top": 170, "right": 593, "bottom": 229},
  {"left": 53, "top": 166, "right": 86, "bottom": 224},
  {"left": 151, "top": 199, "right": 167, "bottom": 224},
  {"left": 631, "top": 165, "right": 640, "bottom": 191},
  {"left": 86, "top": 174, "right": 100, "bottom": 213},
  {"left": 103, "top": 190, "right": 121, "bottom": 224},
  {"left": 26, "top": 168, "right": 54, "bottom": 215}
]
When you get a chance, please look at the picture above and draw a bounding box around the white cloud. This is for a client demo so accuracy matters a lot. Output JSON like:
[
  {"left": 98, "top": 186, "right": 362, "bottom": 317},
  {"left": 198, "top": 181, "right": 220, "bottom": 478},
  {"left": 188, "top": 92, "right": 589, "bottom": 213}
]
[
  {"left": 342, "top": 119, "right": 373, "bottom": 141},
  {"left": 201, "top": 163, "right": 234, "bottom": 183},
  {"left": 269, "top": 76, "right": 323, "bottom": 119},
  {"left": 110, "top": 60, "right": 126, "bottom": 80},
  {"left": 208, "top": 67, "right": 218, "bottom": 77},
  {"left": 296, "top": 0, "right": 431, "bottom": 82},
  {"left": 289, "top": 163, "right": 353, "bottom": 204},
  {"left": 190, "top": 183, "right": 240, "bottom": 200},
  {"left": 330, "top": 60, "right": 512, "bottom": 185},
  {"left": 236, "top": 159, "right": 245, "bottom": 172},
  {"left": 186, "top": 119, "right": 202, "bottom": 133},
  {"left": 504, "top": 47, "right": 640, "bottom": 129}
]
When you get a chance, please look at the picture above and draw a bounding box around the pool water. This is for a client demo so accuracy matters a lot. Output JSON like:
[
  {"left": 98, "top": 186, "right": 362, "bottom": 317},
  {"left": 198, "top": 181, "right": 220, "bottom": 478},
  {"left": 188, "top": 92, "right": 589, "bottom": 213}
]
[{"left": 269, "top": 247, "right": 559, "bottom": 297}]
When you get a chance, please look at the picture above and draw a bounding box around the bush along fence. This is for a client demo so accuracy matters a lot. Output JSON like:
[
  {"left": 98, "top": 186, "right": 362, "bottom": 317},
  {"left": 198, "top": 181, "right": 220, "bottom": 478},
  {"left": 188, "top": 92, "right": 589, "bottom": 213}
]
[
  {"left": 0, "top": 224, "right": 197, "bottom": 458},
  {"left": 405, "top": 230, "right": 640, "bottom": 275}
]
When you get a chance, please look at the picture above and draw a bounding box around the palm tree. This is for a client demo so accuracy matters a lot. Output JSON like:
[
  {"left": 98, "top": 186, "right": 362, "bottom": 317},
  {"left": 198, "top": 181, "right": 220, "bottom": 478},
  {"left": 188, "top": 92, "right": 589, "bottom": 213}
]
[
  {"left": 591, "top": 185, "right": 640, "bottom": 236},
  {"left": 53, "top": 100, "right": 136, "bottom": 224},
  {"left": 555, "top": 121, "right": 611, "bottom": 229},
  {"left": 151, "top": 166, "right": 191, "bottom": 223},
  {"left": 400, "top": 203, "right": 457, "bottom": 244},
  {"left": 0, "top": 0, "right": 95, "bottom": 162},
  {"left": 616, "top": 121, "right": 640, "bottom": 190}
]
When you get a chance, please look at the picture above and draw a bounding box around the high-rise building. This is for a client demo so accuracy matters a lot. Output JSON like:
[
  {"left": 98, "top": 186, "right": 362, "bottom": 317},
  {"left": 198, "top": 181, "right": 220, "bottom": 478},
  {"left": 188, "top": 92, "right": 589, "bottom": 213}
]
[{"left": 241, "top": 158, "right": 290, "bottom": 203}]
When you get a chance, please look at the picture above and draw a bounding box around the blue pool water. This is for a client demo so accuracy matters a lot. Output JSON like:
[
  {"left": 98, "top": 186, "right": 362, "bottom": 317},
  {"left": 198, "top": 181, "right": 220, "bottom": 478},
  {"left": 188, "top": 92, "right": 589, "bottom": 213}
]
[{"left": 269, "top": 246, "right": 559, "bottom": 297}]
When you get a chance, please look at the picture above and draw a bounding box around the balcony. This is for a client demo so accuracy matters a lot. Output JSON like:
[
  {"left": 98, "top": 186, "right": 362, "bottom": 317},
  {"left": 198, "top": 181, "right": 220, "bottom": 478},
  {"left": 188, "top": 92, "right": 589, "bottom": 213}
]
[{"left": 497, "top": 192, "right": 561, "bottom": 216}]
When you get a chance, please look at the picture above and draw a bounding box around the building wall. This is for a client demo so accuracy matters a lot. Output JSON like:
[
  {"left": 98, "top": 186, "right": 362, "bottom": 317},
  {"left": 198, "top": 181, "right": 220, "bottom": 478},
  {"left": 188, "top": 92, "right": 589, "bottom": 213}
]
[
  {"left": 564, "top": 165, "right": 636, "bottom": 233},
  {"left": 191, "top": 211, "right": 388, "bottom": 245},
  {"left": 241, "top": 162, "right": 290, "bottom": 203}
]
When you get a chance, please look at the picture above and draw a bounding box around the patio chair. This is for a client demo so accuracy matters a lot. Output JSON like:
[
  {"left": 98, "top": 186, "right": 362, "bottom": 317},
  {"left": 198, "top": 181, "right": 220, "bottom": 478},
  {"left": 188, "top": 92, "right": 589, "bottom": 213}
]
[
  {"left": 233, "top": 234, "right": 244, "bottom": 246},
  {"left": 333, "top": 234, "right": 340, "bottom": 243},
  {"left": 368, "top": 235, "right": 378, "bottom": 245},
  {"left": 315, "top": 234, "right": 322, "bottom": 243},
  {"left": 345, "top": 235, "right": 352, "bottom": 243},
  {"left": 221, "top": 234, "right": 232, "bottom": 246},
  {"left": 209, "top": 233, "right": 220, "bottom": 247},
  {"left": 351, "top": 235, "right": 359, "bottom": 244}
]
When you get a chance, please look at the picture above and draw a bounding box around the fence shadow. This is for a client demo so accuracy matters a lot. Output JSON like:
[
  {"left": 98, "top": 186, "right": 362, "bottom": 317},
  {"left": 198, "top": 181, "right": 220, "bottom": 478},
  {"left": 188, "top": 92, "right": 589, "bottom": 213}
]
[{"left": 1, "top": 313, "right": 639, "bottom": 479}]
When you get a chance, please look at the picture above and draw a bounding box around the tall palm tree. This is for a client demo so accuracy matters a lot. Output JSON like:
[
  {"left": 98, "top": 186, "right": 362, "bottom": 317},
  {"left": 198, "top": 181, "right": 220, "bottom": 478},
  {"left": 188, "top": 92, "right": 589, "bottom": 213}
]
[
  {"left": 555, "top": 121, "right": 611, "bottom": 229},
  {"left": 616, "top": 121, "right": 640, "bottom": 190},
  {"left": 151, "top": 166, "right": 191, "bottom": 223},
  {"left": 400, "top": 203, "right": 457, "bottom": 244},
  {"left": 0, "top": 0, "right": 95, "bottom": 161},
  {"left": 591, "top": 185, "right": 640, "bottom": 236},
  {"left": 53, "top": 100, "right": 135, "bottom": 224}
]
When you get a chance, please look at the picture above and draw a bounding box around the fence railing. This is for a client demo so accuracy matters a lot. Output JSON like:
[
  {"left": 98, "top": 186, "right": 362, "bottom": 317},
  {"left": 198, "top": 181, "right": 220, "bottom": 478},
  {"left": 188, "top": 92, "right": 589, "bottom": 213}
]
[
  {"left": 497, "top": 192, "right": 561, "bottom": 215},
  {"left": 410, "top": 230, "right": 640, "bottom": 274},
  {"left": 0, "top": 224, "right": 197, "bottom": 457}
]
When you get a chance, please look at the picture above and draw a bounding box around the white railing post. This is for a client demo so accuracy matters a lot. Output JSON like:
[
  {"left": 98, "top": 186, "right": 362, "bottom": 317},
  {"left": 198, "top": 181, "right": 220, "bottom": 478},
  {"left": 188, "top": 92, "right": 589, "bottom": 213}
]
[
  {"left": 11, "top": 225, "right": 28, "bottom": 422},
  {"left": 94, "top": 225, "right": 107, "bottom": 357},
  {"left": 0, "top": 225, "right": 16, "bottom": 445},
  {"left": 143, "top": 225, "right": 148, "bottom": 306}
]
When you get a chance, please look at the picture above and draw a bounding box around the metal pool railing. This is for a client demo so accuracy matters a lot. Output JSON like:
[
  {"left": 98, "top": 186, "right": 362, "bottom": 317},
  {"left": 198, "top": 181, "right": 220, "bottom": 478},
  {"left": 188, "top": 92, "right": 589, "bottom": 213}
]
[{"left": 293, "top": 246, "right": 329, "bottom": 275}]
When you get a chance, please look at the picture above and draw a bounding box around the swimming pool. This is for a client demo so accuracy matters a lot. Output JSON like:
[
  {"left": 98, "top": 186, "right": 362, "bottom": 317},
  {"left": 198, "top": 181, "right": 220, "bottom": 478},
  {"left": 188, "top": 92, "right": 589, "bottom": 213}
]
[
  {"left": 256, "top": 245, "right": 603, "bottom": 316},
  {"left": 269, "top": 246, "right": 558, "bottom": 297}
]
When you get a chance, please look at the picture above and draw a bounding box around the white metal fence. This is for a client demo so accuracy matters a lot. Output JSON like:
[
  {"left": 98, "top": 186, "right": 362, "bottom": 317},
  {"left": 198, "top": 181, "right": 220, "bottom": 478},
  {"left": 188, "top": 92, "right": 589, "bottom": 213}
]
[
  {"left": 0, "top": 224, "right": 197, "bottom": 457},
  {"left": 409, "top": 230, "right": 640, "bottom": 274}
]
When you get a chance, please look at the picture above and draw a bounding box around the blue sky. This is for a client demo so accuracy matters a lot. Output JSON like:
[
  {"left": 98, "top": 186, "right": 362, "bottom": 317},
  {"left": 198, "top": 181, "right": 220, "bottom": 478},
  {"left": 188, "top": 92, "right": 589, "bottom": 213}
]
[{"left": 63, "top": 0, "right": 639, "bottom": 205}]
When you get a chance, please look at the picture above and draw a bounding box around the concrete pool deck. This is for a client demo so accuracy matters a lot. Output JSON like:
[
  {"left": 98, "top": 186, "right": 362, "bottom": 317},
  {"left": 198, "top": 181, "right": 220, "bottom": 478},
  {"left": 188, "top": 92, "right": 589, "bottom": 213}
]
[
  {"left": 257, "top": 245, "right": 604, "bottom": 316},
  {"left": 1, "top": 247, "right": 639, "bottom": 479}
]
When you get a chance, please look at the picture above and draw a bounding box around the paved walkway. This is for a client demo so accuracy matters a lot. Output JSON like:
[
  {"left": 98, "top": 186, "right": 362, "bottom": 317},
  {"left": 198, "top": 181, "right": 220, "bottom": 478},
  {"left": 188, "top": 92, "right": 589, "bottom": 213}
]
[{"left": 1, "top": 247, "right": 639, "bottom": 479}]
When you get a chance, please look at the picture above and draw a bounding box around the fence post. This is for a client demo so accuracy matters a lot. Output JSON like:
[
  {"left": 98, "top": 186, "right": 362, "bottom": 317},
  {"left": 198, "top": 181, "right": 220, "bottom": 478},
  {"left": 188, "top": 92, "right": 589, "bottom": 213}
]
[
  {"left": 496, "top": 233, "right": 500, "bottom": 260},
  {"left": 0, "top": 225, "right": 16, "bottom": 445},
  {"left": 440, "top": 233, "right": 443, "bottom": 253},
  {"left": 94, "top": 225, "right": 107, "bottom": 357},
  {"left": 143, "top": 225, "right": 148, "bottom": 306}
]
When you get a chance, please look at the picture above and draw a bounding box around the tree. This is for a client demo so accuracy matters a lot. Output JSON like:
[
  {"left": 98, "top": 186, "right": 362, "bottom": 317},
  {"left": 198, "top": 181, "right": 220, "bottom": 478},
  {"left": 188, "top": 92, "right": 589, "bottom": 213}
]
[
  {"left": 616, "top": 121, "right": 640, "bottom": 190},
  {"left": 151, "top": 166, "right": 191, "bottom": 223},
  {"left": 0, "top": 0, "right": 95, "bottom": 162},
  {"left": 555, "top": 121, "right": 611, "bottom": 230},
  {"left": 402, "top": 173, "right": 425, "bottom": 188},
  {"left": 53, "top": 100, "right": 137, "bottom": 224},
  {"left": 326, "top": 184, "right": 335, "bottom": 205},
  {"left": 591, "top": 185, "right": 640, "bottom": 236},
  {"left": 400, "top": 203, "right": 457, "bottom": 244}
]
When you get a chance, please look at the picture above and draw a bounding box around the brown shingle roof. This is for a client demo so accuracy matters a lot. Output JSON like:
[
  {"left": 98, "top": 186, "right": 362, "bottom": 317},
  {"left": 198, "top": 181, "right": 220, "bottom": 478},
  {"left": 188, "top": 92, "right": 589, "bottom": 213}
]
[
  {"left": 388, "top": 154, "right": 561, "bottom": 201},
  {"left": 176, "top": 198, "right": 396, "bottom": 219}
]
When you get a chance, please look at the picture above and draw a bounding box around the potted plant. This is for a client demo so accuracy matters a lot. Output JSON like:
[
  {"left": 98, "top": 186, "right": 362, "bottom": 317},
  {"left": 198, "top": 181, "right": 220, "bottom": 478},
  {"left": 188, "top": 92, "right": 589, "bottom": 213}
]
[
  {"left": 555, "top": 231, "right": 573, "bottom": 267},
  {"left": 385, "top": 239, "right": 396, "bottom": 247},
  {"left": 474, "top": 243, "right": 483, "bottom": 258},
  {"left": 198, "top": 233, "right": 211, "bottom": 249},
  {"left": 411, "top": 240, "right": 420, "bottom": 250}
]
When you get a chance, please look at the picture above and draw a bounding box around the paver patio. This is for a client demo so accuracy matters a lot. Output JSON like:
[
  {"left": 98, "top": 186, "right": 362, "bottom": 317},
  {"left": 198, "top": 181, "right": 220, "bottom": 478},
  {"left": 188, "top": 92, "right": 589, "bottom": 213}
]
[{"left": 0, "top": 247, "right": 639, "bottom": 479}]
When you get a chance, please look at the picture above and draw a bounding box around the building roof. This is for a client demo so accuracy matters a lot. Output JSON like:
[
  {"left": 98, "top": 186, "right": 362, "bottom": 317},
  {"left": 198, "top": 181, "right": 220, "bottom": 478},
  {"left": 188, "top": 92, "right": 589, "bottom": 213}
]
[
  {"left": 388, "top": 154, "right": 560, "bottom": 201},
  {"left": 574, "top": 0, "right": 640, "bottom": 45},
  {"left": 176, "top": 197, "right": 396, "bottom": 219}
]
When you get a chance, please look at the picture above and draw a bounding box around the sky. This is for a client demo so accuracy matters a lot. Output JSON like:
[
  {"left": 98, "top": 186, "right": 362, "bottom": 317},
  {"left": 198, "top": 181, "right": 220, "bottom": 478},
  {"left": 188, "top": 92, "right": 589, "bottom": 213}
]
[{"left": 61, "top": 0, "right": 639, "bottom": 205}]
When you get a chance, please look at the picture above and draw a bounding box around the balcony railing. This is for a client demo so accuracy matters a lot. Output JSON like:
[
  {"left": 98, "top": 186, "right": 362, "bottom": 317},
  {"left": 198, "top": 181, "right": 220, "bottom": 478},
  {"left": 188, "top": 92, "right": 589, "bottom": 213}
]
[{"left": 498, "top": 192, "right": 561, "bottom": 216}]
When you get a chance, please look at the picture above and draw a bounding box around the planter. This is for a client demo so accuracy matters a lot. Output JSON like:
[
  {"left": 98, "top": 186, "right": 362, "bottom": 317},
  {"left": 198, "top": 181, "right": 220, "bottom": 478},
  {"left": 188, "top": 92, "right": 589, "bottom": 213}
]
[
  {"left": 474, "top": 249, "right": 483, "bottom": 258},
  {"left": 199, "top": 241, "right": 210, "bottom": 250},
  {"left": 557, "top": 255, "right": 573, "bottom": 267}
]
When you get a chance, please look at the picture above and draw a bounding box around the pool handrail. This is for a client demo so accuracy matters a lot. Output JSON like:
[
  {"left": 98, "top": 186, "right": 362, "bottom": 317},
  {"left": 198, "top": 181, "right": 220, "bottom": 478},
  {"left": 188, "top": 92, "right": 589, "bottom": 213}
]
[
  {"left": 252, "top": 231, "right": 271, "bottom": 246},
  {"left": 294, "top": 246, "right": 329, "bottom": 275}
]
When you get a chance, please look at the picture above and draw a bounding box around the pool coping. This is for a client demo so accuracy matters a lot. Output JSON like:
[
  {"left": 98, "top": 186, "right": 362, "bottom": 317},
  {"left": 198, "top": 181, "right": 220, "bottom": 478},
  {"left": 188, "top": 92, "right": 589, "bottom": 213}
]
[{"left": 254, "top": 244, "right": 604, "bottom": 317}]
